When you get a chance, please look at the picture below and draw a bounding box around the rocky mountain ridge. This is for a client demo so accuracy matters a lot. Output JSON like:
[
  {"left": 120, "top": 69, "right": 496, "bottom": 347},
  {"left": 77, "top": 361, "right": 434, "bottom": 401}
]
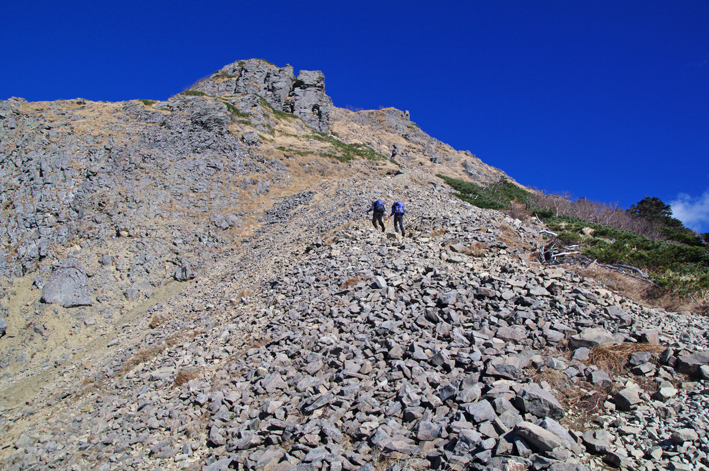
[{"left": 0, "top": 59, "right": 708, "bottom": 471}]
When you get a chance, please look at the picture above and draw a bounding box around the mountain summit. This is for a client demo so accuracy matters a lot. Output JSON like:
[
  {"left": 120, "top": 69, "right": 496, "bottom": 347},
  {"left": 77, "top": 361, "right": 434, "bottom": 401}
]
[{"left": 0, "top": 60, "right": 706, "bottom": 471}]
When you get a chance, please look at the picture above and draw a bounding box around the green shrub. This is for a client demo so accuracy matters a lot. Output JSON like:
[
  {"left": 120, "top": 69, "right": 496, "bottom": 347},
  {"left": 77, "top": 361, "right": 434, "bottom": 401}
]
[
  {"left": 276, "top": 146, "right": 314, "bottom": 156},
  {"left": 659, "top": 226, "right": 704, "bottom": 246},
  {"left": 436, "top": 175, "right": 531, "bottom": 210},
  {"left": 310, "top": 133, "right": 389, "bottom": 163},
  {"left": 139, "top": 99, "right": 156, "bottom": 106},
  {"left": 557, "top": 231, "right": 582, "bottom": 244},
  {"left": 258, "top": 97, "right": 298, "bottom": 121},
  {"left": 224, "top": 102, "right": 251, "bottom": 119}
]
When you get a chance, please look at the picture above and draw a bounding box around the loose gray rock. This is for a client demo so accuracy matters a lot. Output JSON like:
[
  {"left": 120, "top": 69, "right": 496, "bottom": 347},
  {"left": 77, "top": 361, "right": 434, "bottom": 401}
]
[
  {"left": 174, "top": 264, "right": 195, "bottom": 281},
  {"left": 515, "top": 384, "right": 564, "bottom": 419},
  {"left": 676, "top": 351, "right": 709, "bottom": 377},
  {"left": 582, "top": 429, "right": 614, "bottom": 454},
  {"left": 40, "top": 268, "right": 92, "bottom": 307},
  {"left": 568, "top": 327, "right": 616, "bottom": 349},
  {"left": 515, "top": 421, "right": 563, "bottom": 452}
]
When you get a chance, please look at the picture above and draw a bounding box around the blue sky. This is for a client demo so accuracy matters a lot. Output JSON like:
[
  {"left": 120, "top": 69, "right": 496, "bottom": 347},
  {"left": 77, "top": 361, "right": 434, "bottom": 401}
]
[{"left": 2, "top": 1, "right": 708, "bottom": 231}]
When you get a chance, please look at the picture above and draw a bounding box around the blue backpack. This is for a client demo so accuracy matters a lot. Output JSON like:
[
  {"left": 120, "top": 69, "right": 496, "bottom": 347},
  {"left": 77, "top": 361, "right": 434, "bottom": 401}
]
[
  {"left": 393, "top": 201, "right": 405, "bottom": 214},
  {"left": 374, "top": 200, "right": 384, "bottom": 211}
]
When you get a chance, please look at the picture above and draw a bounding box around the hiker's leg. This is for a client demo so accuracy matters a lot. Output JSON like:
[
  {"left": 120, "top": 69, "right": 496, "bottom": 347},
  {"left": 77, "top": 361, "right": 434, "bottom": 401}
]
[
  {"left": 371, "top": 214, "right": 377, "bottom": 229},
  {"left": 375, "top": 212, "right": 385, "bottom": 231},
  {"left": 395, "top": 214, "right": 405, "bottom": 236}
]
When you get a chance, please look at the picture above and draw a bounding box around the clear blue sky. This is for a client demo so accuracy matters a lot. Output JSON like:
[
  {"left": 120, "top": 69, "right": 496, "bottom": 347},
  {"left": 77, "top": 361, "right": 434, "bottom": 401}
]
[{"left": 2, "top": 1, "right": 708, "bottom": 231}]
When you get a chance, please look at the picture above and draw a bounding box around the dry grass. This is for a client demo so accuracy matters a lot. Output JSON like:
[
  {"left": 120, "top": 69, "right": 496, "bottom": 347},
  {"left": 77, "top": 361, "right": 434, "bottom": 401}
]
[
  {"left": 173, "top": 367, "right": 201, "bottom": 387},
  {"left": 504, "top": 202, "right": 530, "bottom": 222},
  {"left": 463, "top": 242, "right": 487, "bottom": 257},
  {"left": 118, "top": 345, "right": 165, "bottom": 376},
  {"left": 498, "top": 223, "right": 524, "bottom": 250},
  {"left": 588, "top": 343, "right": 665, "bottom": 378},
  {"left": 340, "top": 277, "right": 363, "bottom": 289},
  {"left": 149, "top": 314, "right": 164, "bottom": 329},
  {"left": 573, "top": 263, "right": 706, "bottom": 315},
  {"left": 430, "top": 228, "right": 447, "bottom": 237}
]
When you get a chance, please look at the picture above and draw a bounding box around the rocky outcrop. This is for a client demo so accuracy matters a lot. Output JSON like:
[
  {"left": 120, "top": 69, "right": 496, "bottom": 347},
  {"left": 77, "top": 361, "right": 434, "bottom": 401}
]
[
  {"left": 283, "top": 70, "right": 332, "bottom": 133},
  {"left": 192, "top": 59, "right": 333, "bottom": 132}
]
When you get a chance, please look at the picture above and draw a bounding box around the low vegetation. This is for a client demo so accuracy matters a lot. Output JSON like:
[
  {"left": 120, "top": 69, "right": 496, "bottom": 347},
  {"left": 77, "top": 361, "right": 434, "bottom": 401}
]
[
  {"left": 438, "top": 175, "right": 709, "bottom": 300},
  {"left": 259, "top": 97, "right": 298, "bottom": 122},
  {"left": 223, "top": 102, "right": 251, "bottom": 120},
  {"left": 139, "top": 99, "right": 156, "bottom": 107},
  {"left": 180, "top": 90, "right": 208, "bottom": 97}
]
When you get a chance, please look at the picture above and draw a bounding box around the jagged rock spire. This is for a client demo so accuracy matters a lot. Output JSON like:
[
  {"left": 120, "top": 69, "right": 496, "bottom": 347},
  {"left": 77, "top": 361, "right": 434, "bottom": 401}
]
[{"left": 192, "top": 59, "right": 332, "bottom": 133}]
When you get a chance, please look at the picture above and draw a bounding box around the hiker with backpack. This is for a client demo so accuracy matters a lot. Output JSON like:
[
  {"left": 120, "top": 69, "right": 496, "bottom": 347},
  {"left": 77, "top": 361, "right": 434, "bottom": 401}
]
[
  {"left": 388, "top": 201, "right": 406, "bottom": 237},
  {"left": 366, "top": 200, "right": 386, "bottom": 232}
]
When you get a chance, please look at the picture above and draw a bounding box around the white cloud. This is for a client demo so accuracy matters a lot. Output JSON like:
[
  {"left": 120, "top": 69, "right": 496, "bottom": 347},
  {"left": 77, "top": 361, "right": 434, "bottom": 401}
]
[{"left": 670, "top": 191, "right": 709, "bottom": 233}]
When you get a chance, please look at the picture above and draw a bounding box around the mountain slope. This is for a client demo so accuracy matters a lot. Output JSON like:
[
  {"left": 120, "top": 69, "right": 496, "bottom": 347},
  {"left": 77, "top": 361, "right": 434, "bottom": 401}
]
[{"left": 1, "top": 59, "right": 708, "bottom": 471}]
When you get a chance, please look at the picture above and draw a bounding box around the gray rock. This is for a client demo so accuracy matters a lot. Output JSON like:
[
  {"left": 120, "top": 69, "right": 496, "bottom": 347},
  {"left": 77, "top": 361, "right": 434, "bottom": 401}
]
[
  {"left": 582, "top": 430, "right": 614, "bottom": 454},
  {"left": 203, "top": 457, "right": 233, "bottom": 471},
  {"left": 515, "top": 384, "right": 564, "bottom": 419},
  {"left": 0, "top": 317, "right": 6, "bottom": 337},
  {"left": 486, "top": 356, "right": 522, "bottom": 380},
  {"left": 672, "top": 428, "right": 699, "bottom": 444},
  {"left": 568, "top": 328, "right": 616, "bottom": 349},
  {"left": 40, "top": 268, "right": 92, "bottom": 307},
  {"left": 572, "top": 347, "right": 590, "bottom": 361},
  {"left": 614, "top": 386, "right": 642, "bottom": 411},
  {"left": 515, "top": 421, "right": 563, "bottom": 452},
  {"left": 241, "top": 131, "right": 260, "bottom": 146},
  {"left": 496, "top": 325, "right": 528, "bottom": 342},
  {"left": 539, "top": 418, "right": 583, "bottom": 454},
  {"left": 587, "top": 369, "right": 612, "bottom": 389},
  {"left": 174, "top": 264, "right": 195, "bottom": 282},
  {"left": 416, "top": 421, "right": 442, "bottom": 441},
  {"left": 438, "top": 290, "right": 457, "bottom": 306},
  {"left": 676, "top": 351, "right": 709, "bottom": 377},
  {"left": 603, "top": 450, "right": 634, "bottom": 469},
  {"left": 465, "top": 400, "right": 497, "bottom": 423},
  {"left": 628, "top": 351, "right": 652, "bottom": 366}
]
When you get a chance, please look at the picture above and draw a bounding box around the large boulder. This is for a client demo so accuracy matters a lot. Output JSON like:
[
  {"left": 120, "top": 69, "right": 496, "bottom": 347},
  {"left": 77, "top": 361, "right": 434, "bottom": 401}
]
[
  {"left": 675, "top": 351, "right": 709, "bottom": 377},
  {"left": 514, "top": 421, "right": 563, "bottom": 452},
  {"left": 515, "top": 384, "right": 564, "bottom": 419},
  {"left": 40, "top": 268, "right": 92, "bottom": 308},
  {"left": 568, "top": 327, "right": 616, "bottom": 349}
]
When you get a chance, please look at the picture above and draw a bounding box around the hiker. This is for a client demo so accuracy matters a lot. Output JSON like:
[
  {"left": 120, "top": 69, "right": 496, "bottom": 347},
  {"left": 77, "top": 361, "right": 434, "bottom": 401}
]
[
  {"left": 388, "top": 201, "right": 405, "bottom": 237},
  {"left": 366, "top": 200, "right": 386, "bottom": 232}
]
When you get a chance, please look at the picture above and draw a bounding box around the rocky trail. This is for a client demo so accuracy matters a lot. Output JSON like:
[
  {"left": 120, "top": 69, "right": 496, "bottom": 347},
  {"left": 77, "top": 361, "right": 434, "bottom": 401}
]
[
  {"left": 1, "top": 172, "right": 709, "bottom": 471},
  {"left": 1, "top": 59, "right": 709, "bottom": 471}
]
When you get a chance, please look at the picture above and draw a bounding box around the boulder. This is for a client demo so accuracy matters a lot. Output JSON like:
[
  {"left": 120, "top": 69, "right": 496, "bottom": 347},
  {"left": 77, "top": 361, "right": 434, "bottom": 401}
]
[
  {"left": 514, "top": 421, "right": 563, "bottom": 452},
  {"left": 675, "top": 351, "right": 709, "bottom": 377},
  {"left": 515, "top": 384, "right": 564, "bottom": 419},
  {"left": 174, "top": 264, "right": 195, "bottom": 282},
  {"left": 582, "top": 429, "right": 614, "bottom": 454},
  {"left": 40, "top": 268, "right": 92, "bottom": 307},
  {"left": 568, "top": 328, "right": 616, "bottom": 349}
]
